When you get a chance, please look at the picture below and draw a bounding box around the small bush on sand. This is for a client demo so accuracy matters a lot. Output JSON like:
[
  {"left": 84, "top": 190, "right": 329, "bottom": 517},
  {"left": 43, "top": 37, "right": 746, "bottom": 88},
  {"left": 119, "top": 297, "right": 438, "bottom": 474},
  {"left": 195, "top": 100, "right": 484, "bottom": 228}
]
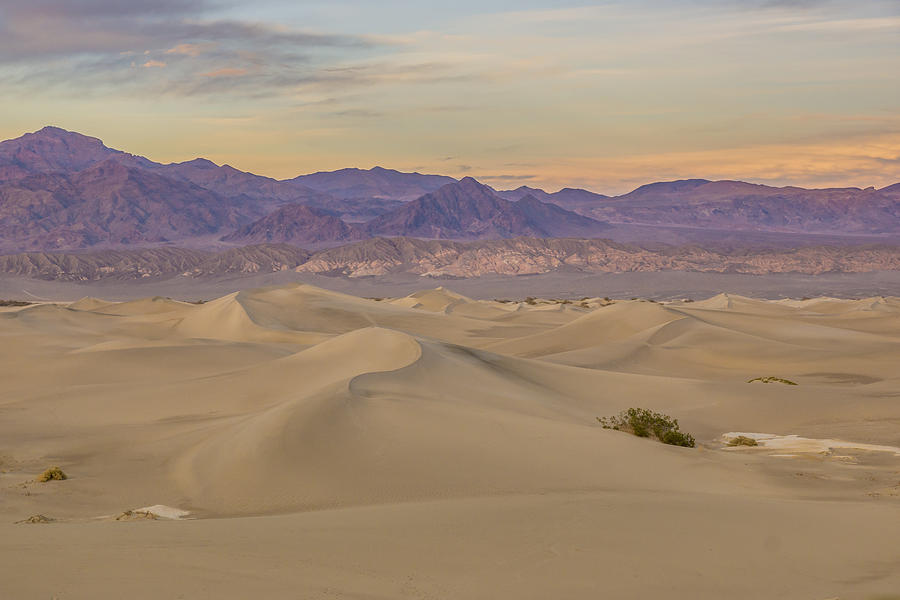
[
  {"left": 37, "top": 467, "right": 67, "bottom": 482},
  {"left": 727, "top": 436, "right": 759, "bottom": 447},
  {"left": 598, "top": 408, "right": 695, "bottom": 448},
  {"left": 747, "top": 376, "right": 798, "bottom": 385},
  {"left": 661, "top": 430, "right": 696, "bottom": 447}
]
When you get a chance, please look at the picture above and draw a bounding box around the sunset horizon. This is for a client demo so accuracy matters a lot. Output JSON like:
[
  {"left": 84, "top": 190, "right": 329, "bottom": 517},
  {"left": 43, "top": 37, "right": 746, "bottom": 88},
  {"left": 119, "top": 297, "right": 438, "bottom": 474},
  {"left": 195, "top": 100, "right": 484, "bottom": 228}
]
[{"left": 1, "top": 1, "right": 897, "bottom": 193}]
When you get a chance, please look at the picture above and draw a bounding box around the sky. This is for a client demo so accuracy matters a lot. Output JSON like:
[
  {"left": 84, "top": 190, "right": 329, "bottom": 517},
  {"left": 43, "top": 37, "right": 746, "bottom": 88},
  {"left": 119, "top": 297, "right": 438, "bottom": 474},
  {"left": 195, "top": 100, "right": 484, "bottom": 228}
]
[{"left": 0, "top": 0, "right": 898, "bottom": 194}]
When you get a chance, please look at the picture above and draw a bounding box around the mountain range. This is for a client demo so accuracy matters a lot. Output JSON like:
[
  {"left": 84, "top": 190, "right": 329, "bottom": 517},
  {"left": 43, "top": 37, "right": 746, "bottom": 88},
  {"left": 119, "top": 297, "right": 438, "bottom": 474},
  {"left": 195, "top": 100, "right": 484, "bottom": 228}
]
[{"left": 0, "top": 126, "right": 898, "bottom": 280}]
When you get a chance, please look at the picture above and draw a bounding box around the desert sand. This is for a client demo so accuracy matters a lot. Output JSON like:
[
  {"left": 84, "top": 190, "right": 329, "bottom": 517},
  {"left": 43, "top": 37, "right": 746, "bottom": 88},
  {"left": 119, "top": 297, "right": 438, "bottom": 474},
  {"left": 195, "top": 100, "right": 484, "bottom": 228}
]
[{"left": 1, "top": 284, "right": 899, "bottom": 599}]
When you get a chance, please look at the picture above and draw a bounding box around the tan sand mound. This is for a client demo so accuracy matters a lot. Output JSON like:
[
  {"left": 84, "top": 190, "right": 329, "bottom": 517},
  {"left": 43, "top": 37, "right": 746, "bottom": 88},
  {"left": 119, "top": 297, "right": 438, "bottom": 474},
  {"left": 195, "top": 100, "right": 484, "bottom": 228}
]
[
  {"left": 68, "top": 297, "right": 115, "bottom": 312},
  {"left": 486, "top": 300, "right": 681, "bottom": 358},
  {"left": 3, "top": 283, "right": 900, "bottom": 598},
  {"left": 93, "top": 296, "right": 190, "bottom": 316},
  {"left": 173, "top": 332, "right": 744, "bottom": 515},
  {"left": 389, "top": 286, "right": 472, "bottom": 312},
  {"left": 174, "top": 291, "right": 328, "bottom": 344}
]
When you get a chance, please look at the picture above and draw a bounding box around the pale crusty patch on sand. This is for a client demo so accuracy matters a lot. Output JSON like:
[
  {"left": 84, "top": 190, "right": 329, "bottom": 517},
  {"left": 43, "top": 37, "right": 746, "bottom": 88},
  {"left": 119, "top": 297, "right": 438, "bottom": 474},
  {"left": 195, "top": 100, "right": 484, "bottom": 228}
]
[
  {"left": 722, "top": 432, "right": 900, "bottom": 456},
  {"left": 133, "top": 505, "right": 191, "bottom": 519}
]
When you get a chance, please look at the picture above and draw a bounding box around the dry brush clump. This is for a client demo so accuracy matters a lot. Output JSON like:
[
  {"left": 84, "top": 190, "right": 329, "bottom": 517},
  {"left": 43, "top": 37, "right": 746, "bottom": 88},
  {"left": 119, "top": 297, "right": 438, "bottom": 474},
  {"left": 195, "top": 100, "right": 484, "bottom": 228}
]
[
  {"left": 0, "top": 299, "right": 32, "bottom": 307},
  {"left": 597, "top": 408, "right": 696, "bottom": 448},
  {"left": 115, "top": 510, "right": 158, "bottom": 521},
  {"left": 36, "top": 466, "right": 67, "bottom": 482},
  {"left": 16, "top": 514, "right": 55, "bottom": 524},
  {"left": 747, "top": 376, "right": 798, "bottom": 385},
  {"left": 727, "top": 436, "right": 759, "bottom": 447}
]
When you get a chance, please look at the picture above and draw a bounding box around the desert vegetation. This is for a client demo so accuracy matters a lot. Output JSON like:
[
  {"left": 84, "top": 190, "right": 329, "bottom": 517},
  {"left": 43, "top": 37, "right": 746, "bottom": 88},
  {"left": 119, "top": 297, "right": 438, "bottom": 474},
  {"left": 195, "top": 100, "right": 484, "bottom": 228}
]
[
  {"left": 597, "top": 408, "right": 696, "bottom": 448},
  {"left": 115, "top": 510, "right": 158, "bottom": 521},
  {"left": 36, "top": 466, "right": 66, "bottom": 482},
  {"left": 0, "top": 299, "right": 32, "bottom": 307},
  {"left": 16, "top": 514, "right": 54, "bottom": 524},
  {"left": 747, "top": 376, "right": 798, "bottom": 385},
  {"left": 727, "top": 435, "right": 759, "bottom": 447}
]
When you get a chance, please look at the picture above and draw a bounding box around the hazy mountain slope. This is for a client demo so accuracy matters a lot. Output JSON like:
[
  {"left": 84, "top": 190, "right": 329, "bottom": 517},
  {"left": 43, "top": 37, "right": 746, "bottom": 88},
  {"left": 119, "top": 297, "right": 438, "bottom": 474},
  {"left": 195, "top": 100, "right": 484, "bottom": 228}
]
[
  {"left": 0, "top": 160, "right": 252, "bottom": 251},
  {"left": 496, "top": 185, "right": 610, "bottom": 213},
  {"left": 0, "top": 126, "right": 154, "bottom": 182},
  {"left": 149, "top": 158, "right": 323, "bottom": 204},
  {"left": 222, "top": 204, "right": 366, "bottom": 246},
  {"left": 1, "top": 127, "right": 898, "bottom": 251},
  {"left": 589, "top": 179, "right": 900, "bottom": 234},
  {"left": 364, "top": 178, "right": 608, "bottom": 239},
  {"left": 291, "top": 166, "right": 455, "bottom": 201}
]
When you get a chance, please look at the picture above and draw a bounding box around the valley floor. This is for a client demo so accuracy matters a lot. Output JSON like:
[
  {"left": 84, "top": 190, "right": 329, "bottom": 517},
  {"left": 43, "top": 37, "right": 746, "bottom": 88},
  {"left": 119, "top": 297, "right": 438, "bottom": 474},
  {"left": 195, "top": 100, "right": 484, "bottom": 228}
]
[{"left": 3, "top": 268, "right": 900, "bottom": 303}]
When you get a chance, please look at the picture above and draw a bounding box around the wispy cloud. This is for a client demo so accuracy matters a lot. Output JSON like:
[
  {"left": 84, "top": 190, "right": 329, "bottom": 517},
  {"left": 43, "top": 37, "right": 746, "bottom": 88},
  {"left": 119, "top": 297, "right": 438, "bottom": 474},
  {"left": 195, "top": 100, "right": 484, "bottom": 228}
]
[
  {"left": 201, "top": 67, "right": 249, "bottom": 78},
  {"left": 771, "top": 16, "right": 900, "bottom": 31},
  {"left": 165, "top": 43, "right": 210, "bottom": 57},
  {"left": 0, "top": 0, "right": 378, "bottom": 99}
]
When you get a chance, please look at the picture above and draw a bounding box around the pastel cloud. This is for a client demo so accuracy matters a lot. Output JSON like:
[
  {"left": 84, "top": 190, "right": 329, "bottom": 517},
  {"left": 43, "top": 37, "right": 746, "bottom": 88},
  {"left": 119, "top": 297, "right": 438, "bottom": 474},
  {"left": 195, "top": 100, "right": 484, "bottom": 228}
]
[
  {"left": 165, "top": 43, "right": 209, "bottom": 56},
  {"left": 201, "top": 67, "right": 249, "bottom": 78}
]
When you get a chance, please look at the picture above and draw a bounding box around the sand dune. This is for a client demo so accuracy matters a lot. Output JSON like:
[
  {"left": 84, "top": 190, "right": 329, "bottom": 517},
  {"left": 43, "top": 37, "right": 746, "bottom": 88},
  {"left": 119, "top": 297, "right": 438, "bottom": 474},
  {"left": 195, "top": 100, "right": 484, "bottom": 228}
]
[{"left": 1, "top": 284, "right": 899, "bottom": 598}]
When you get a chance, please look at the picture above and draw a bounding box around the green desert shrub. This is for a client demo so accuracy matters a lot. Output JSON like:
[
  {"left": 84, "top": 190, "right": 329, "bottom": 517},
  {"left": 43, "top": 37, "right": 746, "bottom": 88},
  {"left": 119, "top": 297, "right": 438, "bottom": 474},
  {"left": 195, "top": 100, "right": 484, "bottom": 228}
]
[
  {"left": 597, "top": 408, "right": 695, "bottom": 448},
  {"left": 727, "top": 435, "right": 759, "bottom": 447},
  {"left": 36, "top": 466, "right": 67, "bottom": 482},
  {"left": 747, "top": 376, "right": 798, "bottom": 385},
  {"left": 661, "top": 429, "right": 696, "bottom": 448}
]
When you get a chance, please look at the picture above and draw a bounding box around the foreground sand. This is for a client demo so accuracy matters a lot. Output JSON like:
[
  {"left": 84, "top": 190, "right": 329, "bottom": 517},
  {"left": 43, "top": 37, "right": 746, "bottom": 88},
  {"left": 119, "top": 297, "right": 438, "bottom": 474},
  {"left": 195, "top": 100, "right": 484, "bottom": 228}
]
[{"left": 1, "top": 285, "right": 899, "bottom": 598}]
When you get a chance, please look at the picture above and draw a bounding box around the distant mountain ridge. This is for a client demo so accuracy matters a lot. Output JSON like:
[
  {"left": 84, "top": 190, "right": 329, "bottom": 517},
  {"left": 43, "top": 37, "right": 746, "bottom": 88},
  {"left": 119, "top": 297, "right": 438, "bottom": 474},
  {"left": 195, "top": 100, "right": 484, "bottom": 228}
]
[
  {"left": 364, "top": 177, "right": 608, "bottom": 239},
  {"left": 494, "top": 185, "right": 610, "bottom": 213},
  {"left": 0, "top": 126, "right": 898, "bottom": 254},
  {"left": 290, "top": 166, "right": 455, "bottom": 201},
  {"left": 583, "top": 179, "right": 900, "bottom": 235},
  {"left": 0, "top": 127, "right": 464, "bottom": 251},
  {"left": 0, "top": 159, "right": 248, "bottom": 250}
]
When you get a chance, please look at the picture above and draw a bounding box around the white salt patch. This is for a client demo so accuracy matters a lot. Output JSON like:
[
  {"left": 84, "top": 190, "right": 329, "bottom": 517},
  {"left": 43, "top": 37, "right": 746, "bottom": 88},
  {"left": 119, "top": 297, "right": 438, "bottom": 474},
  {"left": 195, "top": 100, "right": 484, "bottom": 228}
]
[
  {"left": 722, "top": 432, "right": 900, "bottom": 457},
  {"left": 135, "top": 505, "right": 191, "bottom": 519}
]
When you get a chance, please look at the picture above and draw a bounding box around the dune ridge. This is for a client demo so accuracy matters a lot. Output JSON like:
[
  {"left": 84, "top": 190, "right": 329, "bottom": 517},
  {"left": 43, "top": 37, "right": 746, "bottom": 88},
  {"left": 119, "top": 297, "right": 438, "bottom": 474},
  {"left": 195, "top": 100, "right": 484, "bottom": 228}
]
[{"left": 2, "top": 284, "right": 899, "bottom": 598}]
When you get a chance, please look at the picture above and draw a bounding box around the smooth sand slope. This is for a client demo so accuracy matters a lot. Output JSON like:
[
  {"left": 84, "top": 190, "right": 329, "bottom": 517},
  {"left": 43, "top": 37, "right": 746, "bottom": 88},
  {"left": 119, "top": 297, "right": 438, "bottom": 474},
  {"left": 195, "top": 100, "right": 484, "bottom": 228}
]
[{"left": 1, "top": 285, "right": 899, "bottom": 599}]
